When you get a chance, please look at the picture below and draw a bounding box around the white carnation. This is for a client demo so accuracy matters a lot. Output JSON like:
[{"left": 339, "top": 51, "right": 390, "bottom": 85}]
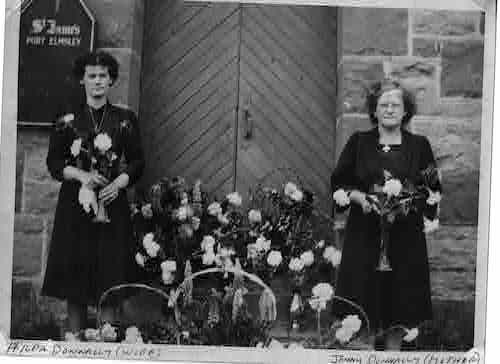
[
  {"left": 101, "top": 323, "right": 117, "bottom": 342},
  {"left": 403, "top": 328, "right": 419, "bottom": 342},
  {"left": 312, "top": 283, "right": 334, "bottom": 301},
  {"left": 135, "top": 252, "right": 145, "bottom": 267},
  {"left": 288, "top": 257, "right": 305, "bottom": 272},
  {"left": 284, "top": 182, "right": 299, "bottom": 197},
  {"left": 290, "top": 189, "right": 303, "bottom": 202},
  {"left": 255, "top": 236, "right": 271, "bottom": 252},
  {"left": 207, "top": 202, "right": 222, "bottom": 216},
  {"left": 333, "top": 189, "right": 350, "bottom": 207},
  {"left": 143, "top": 233, "right": 160, "bottom": 258},
  {"left": 217, "top": 213, "right": 230, "bottom": 225},
  {"left": 335, "top": 327, "right": 354, "bottom": 344},
  {"left": 123, "top": 326, "right": 143, "bottom": 344},
  {"left": 382, "top": 178, "right": 403, "bottom": 197},
  {"left": 248, "top": 209, "right": 262, "bottom": 224},
  {"left": 70, "top": 138, "right": 82, "bottom": 157},
  {"left": 300, "top": 250, "right": 314, "bottom": 267},
  {"left": 94, "top": 133, "right": 112, "bottom": 154},
  {"left": 267, "top": 250, "right": 282, "bottom": 267},
  {"left": 62, "top": 113, "right": 75, "bottom": 123},
  {"left": 341, "top": 315, "right": 362, "bottom": 333},
  {"left": 161, "top": 260, "right": 177, "bottom": 272},
  {"left": 323, "top": 246, "right": 342, "bottom": 267},
  {"left": 227, "top": 191, "right": 242, "bottom": 206}
]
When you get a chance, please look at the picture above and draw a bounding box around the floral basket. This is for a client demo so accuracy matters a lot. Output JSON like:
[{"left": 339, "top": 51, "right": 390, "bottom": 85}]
[
  {"left": 94, "top": 283, "right": 182, "bottom": 344},
  {"left": 171, "top": 266, "right": 277, "bottom": 346}
]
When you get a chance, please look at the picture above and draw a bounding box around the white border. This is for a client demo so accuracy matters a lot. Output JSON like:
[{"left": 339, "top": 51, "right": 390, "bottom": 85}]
[{"left": 0, "top": 0, "right": 496, "bottom": 363}]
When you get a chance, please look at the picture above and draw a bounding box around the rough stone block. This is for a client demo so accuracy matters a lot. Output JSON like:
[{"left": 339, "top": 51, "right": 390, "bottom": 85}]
[
  {"left": 412, "top": 116, "right": 481, "bottom": 225},
  {"left": 23, "top": 181, "right": 60, "bottom": 217},
  {"left": 413, "top": 10, "right": 479, "bottom": 35},
  {"left": 413, "top": 38, "right": 441, "bottom": 58},
  {"left": 13, "top": 215, "right": 45, "bottom": 278},
  {"left": 85, "top": 0, "right": 140, "bottom": 49},
  {"left": 99, "top": 48, "right": 141, "bottom": 113},
  {"left": 10, "top": 279, "right": 37, "bottom": 337},
  {"left": 419, "top": 298, "right": 474, "bottom": 351},
  {"left": 342, "top": 8, "right": 408, "bottom": 56},
  {"left": 427, "top": 226, "right": 476, "bottom": 301},
  {"left": 335, "top": 114, "right": 372, "bottom": 162},
  {"left": 438, "top": 98, "right": 482, "bottom": 118},
  {"left": 17, "top": 129, "right": 50, "bottom": 152},
  {"left": 11, "top": 278, "right": 65, "bottom": 340},
  {"left": 387, "top": 58, "right": 440, "bottom": 115},
  {"left": 341, "top": 59, "right": 384, "bottom": 113},
  {"left": 441, "top": 40, "right": 484, "bottom": 98},
  {"left": 24, "top": 142, "right": 52, "bottom": 184}
]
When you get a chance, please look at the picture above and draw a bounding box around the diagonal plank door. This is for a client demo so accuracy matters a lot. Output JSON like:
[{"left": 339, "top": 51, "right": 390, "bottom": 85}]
[
  {"left": 140, "top": 2, "right": 337, "bottom": 210},
  {"left": 140, "top": 1, "right": 240, "bottom": 195},
  {"left": 236, "top": 4, "right": 337, "bottom": 212}
]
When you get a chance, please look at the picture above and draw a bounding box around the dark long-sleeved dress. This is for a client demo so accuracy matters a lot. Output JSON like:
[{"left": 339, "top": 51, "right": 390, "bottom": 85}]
[
  {"left": 331, "top": 127, "right": 441, "bottom": 329},
  {"left": 42, "top": 102, "right": 145, "bottom": 305}
]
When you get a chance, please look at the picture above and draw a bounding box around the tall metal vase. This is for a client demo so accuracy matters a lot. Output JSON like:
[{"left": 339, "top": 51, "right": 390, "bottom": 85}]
[{"left": 376, "top": 218, "right": 392, "bottom": 272}]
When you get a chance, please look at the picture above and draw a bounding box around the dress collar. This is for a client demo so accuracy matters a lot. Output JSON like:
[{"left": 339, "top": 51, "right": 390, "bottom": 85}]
[{"left": 366, "top": 126, "right": 413, "bottom": 177}]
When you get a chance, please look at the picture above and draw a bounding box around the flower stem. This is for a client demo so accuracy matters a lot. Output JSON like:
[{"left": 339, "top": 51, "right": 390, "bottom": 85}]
[{"left": 317, "top": 310, "right": 321, "bottom": 346}]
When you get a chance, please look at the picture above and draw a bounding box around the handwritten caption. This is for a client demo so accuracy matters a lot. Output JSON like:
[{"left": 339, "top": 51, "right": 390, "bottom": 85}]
[
  {"left": 5, "top": 341, "right": 162, "bottom": 360},
  {"left": 1, "top": 340, "right": 482, "bottom": 364},
  {"left": 328, "top": 351, "right": 481, "bottom": 364}
]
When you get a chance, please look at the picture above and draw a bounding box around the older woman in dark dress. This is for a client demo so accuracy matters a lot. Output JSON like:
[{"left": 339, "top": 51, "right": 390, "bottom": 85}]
[
  {"left": 331, "top": 79, "right": 441, "bottom": 350},
  {"left": 42, "top": 51, "right": 145, "bottom": 337}
]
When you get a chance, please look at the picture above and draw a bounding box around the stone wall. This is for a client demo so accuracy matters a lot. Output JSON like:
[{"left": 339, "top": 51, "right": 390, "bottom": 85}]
[
  {"left": 12, "top": 4, "right": 483, "bottom": 343},
  {"left": 12, "top": 0, "right": 145, "bottom": 338},
  {"left": 337, "top": 8, "right": 484, "bottom": 225}
]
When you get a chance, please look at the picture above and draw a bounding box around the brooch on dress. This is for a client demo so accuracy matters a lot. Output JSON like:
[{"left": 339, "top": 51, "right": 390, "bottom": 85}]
[{"left": 382, "top": 145, "right": 391, "bottom": 153}]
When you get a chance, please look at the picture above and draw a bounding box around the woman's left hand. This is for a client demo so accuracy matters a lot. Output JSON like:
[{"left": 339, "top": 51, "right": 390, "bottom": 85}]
[{"left": 99, "top": 173, "right": 130, "bottom": 205}]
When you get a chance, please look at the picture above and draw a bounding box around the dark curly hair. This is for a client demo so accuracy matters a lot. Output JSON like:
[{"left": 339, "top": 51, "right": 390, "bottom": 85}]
[
  {"left": 365, "top": 78, "right": 417, "bottom": 126},
  {"left": 72, "top": 51, "right": 119, "bottom": 84}
]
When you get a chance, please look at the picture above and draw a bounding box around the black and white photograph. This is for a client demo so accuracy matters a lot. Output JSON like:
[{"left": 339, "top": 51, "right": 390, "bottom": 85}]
[{"left": 0, "top": 0, "right": 496, "bottom": 362}]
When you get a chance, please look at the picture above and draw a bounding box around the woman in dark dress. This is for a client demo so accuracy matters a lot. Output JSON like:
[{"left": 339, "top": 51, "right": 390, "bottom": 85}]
[
  {"left": 42, "top": 51, "right": 145, "bottom": 337},
  {"left": 331, "top": 79, "right": 441, "bottom": 350}
]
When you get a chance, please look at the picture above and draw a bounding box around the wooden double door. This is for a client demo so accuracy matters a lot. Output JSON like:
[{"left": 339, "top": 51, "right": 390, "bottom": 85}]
[{"left": 140, "top": 1, "right": 337, "bottom": 212}]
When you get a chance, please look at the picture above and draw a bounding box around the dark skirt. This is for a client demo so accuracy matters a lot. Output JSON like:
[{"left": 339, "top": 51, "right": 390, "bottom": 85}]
[
  {"left": 335, "top": 205, "right": 432, "bottom": 330},
  {"left": 42, "top": 181, "right": 141, "bottom": 306}
]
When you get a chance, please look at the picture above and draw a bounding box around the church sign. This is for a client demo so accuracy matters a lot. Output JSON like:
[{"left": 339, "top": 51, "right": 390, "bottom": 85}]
[{"left": 18, "top": 0, "right": 95, "bottom": 125}]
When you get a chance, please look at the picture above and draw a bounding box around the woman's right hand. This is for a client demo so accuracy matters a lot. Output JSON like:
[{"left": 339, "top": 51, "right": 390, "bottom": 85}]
[
  {"left": 349, "top": 190, "right": 373, "bottom": 214},
  {"left": 78, "top": 170, "right": 109, "bottom": 189}
]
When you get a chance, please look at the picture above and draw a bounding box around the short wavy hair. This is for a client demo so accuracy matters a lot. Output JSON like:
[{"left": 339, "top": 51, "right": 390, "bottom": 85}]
[
  {"left": 365, "top": 79, "right": 417, "bottom": 126},
  {"left": 73, "top": 51, "right": 119, "bottom": 84}
]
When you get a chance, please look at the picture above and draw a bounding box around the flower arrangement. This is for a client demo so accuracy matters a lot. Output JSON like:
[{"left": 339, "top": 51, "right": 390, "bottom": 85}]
[
  {"left": 55, "top": 113, "right": 131, "bottom": 223},
  {"left": 118, "top": 174, "right": 370, "bottom": 348},
  {"left": 132, "top": 177, "right": 207, "bottom": 286}
]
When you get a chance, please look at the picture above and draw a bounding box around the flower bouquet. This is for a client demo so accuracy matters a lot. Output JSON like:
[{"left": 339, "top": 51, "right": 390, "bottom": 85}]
[
  {"left": 333, "top": 165, "right": 441, "bottom": 271},
  {"left": 56, "top": 113, "right": 128, "bottom": 223}
]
